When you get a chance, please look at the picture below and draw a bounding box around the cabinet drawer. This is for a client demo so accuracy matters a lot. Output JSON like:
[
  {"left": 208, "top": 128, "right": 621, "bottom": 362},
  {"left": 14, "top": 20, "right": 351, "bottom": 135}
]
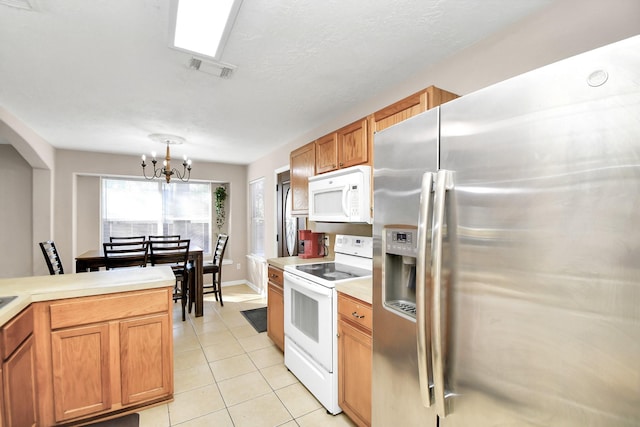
[
  {"left": 267, "top": 266, "right": 284, "bottom": 288},
  {"left": 338, "top": 293, "right": 372, "bottom": 332},
  {"left": 0, "top": 305, "right": 33, "bottom": 360},
  {"left": 50, "top": 288, "right": 171, "bottom": 329}
]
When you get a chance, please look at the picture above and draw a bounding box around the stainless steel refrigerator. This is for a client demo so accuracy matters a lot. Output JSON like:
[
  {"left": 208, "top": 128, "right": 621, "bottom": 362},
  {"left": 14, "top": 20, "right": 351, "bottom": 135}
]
[{"left": 372, "top": 35, "right": 640, "bottom": 427}]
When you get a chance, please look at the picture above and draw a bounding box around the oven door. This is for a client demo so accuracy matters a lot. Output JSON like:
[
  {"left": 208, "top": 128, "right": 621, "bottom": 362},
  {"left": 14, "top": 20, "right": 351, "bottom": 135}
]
[{"left": 284, "top": 271, "right": 335, "bottom": 372}]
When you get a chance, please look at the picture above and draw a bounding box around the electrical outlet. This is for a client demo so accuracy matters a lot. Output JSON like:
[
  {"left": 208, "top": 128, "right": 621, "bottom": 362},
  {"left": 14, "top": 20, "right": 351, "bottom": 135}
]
[
  {"left": 323, "top": 235, "right": 330, "bottom": 248},
  {"left": 236, "top": 263, "right": 241, "bottom": 270}
]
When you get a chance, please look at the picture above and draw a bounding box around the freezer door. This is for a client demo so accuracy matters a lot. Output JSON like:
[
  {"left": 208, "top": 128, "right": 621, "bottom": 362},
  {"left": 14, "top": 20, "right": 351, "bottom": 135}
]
[
  {"left": 372, "top": 108, "right": 438, "bottom": 426},
  {"left": 437, "top": 36, "right": 640, "bottom": 426}
]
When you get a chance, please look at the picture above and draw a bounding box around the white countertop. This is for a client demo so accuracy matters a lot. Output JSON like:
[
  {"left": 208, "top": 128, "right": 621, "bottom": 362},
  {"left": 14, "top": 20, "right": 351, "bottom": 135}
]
[
  {"left": 336, "top": 277, "right": 372, "bottom": 305},
  {"left": 0, "top": 266, "right": 175, "bottom": 326}
]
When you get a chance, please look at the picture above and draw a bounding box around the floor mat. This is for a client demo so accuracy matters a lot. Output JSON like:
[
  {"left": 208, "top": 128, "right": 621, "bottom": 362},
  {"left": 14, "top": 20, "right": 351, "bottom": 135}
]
[{"left": 241, "top": 306, "right": 267, "bottom": 333}]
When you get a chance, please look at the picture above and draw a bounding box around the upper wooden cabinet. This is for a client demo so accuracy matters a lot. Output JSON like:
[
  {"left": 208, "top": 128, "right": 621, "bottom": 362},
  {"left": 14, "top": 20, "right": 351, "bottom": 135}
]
[
  {"left": 337, "top": 117, "right": 370, "bottom": 169},
  {"left": 372, "top": 86, "right": 459, "bottom": 133},
  {"left": 290, "top": 141, "right": 316, "bottom": 215},
  {"left": 315, "top": 132, "right": 338, "bottom": 174},
  {"left": 316, "top": 117, "right": 370, "bottom": 175},
  {"left": 291, "top": 85, "right": 457, "bottom": 214}
]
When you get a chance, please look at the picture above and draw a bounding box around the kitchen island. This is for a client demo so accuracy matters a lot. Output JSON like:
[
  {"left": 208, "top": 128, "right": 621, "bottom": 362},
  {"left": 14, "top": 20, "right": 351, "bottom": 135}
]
[{"left": 0, "top": 266, "right": 175, "bottom": 426}]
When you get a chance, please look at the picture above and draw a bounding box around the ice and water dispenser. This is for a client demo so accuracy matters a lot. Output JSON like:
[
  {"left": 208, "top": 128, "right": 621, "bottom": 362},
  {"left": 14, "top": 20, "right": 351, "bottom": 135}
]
[{"left": 383, "top": 226, "right": 419, "bottom": 321}]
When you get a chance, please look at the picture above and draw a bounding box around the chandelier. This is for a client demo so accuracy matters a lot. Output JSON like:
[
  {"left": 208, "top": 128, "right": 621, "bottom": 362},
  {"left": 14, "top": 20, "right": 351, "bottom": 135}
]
[{"left": 141, "top": 134, "right": 192, "bottom": 183}]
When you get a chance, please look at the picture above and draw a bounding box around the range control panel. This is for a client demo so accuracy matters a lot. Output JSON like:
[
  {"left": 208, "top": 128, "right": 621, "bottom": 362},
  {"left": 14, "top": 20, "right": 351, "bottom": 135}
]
[{"left": 384, "top": 227, "right": 418, "bottom": 257}]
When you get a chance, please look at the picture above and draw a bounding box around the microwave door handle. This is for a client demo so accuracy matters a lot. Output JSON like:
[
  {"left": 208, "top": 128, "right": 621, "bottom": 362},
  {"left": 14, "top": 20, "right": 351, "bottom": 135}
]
[{"left": 342, "top": 185, "right": 350, "bottom": 218}]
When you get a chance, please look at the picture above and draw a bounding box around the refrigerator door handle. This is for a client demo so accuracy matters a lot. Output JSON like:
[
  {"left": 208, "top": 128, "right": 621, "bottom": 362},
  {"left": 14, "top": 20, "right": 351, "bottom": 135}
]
[
  {"left": 416, "top": 171, "right": 434, "bottom": 408},
  {"left": 432, "top": 169, "right": 453, "bottom": 417}
]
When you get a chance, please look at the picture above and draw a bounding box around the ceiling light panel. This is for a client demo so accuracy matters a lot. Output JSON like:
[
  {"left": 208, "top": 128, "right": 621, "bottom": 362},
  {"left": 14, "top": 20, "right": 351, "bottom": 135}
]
[{"left": 170, "top": 0, "right": 243, "bottom": 61}]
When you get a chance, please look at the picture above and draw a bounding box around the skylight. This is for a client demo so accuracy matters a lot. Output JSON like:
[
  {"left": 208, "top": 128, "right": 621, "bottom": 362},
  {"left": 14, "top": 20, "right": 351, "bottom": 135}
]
[{"left": 171, "top": 0, "right": 242, "bottom": 60}]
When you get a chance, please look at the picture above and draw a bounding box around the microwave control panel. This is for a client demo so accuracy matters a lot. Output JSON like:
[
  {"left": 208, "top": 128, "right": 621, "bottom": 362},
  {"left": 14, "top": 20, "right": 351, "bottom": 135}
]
[{"left": 385, "top": 227, "right": 418, "bottom": 257}]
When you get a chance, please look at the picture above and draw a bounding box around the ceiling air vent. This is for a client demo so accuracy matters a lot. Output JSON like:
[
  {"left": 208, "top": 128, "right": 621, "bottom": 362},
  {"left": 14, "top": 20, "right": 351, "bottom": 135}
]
[{"left": 188, "top": 57, "right": 235, "bottom": 79}]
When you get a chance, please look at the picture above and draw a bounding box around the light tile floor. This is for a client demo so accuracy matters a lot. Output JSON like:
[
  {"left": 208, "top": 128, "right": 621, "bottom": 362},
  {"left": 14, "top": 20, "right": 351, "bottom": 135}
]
[{"left": 139, "top": 284, "right": 356, "bottom": 427}]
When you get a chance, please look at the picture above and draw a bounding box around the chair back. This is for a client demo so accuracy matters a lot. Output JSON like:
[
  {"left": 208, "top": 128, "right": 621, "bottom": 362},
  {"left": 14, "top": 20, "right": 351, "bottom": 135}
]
[
  {"left": 212, "top": 234, "right": 229, "bottom": 267},
  {"left": 39, "top": 240, "right": 64, "bottom": 275},
  {"left": 148, "top": 235, "right": 180, "bottom": 241},
  {"left": 109, "top": 236, "right": 146, "bottom": 243},
  {"left": 103, "top": 241, "right": 149, "bottom": 270},
  {"left": 148, "top": 239, "right": 191, "bottom": 272}
]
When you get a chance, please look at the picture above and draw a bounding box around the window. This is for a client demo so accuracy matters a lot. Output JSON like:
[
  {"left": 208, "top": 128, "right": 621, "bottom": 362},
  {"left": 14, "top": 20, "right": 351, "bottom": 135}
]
[
  {"left": 101, "top": 178, "right": 212, "bottom": 253},
  {"left": 250, "top": 177, "right": 265, "bottom": 256}
]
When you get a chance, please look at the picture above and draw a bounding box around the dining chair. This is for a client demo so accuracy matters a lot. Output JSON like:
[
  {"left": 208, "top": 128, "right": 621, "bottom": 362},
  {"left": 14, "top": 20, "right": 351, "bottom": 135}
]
[
  {"left": 148, "top": 239, "right": 191, "bottom": 321},
  {"left": 39, "top": 240, "right": 64, "bottom": 275},
  {"left": 102, "top": 241, "right": 149, "bottom": 270},
  {"left": 201, "top": 233, "right": 228, "bottom": 307},
  {"left": 148, "top": 235, "right": 180, "bottom": 241},
  {"left": 109, "top": 236, "right": 146, "bottom": 243}
]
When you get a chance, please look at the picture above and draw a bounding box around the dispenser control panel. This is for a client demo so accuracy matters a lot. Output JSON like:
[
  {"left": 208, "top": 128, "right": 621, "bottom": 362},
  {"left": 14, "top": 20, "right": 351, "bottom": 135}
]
[{"left": 385, "top": 227, "right": 418, "bottom": 257}]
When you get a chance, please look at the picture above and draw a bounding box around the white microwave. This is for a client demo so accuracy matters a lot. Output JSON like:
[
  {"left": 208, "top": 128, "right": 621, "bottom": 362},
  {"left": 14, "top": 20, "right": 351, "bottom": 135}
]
[{"left": 308, "top": 165, "right": 372, "bottom": 223}]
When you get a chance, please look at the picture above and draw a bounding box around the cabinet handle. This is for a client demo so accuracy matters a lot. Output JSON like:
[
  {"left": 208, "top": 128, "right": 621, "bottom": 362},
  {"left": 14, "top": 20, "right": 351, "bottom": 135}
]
[
  {"left": 352, "top": 311, "right": 365, "bottom": 319},
  {"left": 339, "top": 162, "right": 344, "bottom": 167}
]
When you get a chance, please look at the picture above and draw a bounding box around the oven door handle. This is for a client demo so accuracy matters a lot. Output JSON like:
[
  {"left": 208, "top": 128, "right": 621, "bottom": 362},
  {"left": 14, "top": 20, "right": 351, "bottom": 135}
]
[{"left": 284, "top": 272, "right": 334, "bottom": 298}]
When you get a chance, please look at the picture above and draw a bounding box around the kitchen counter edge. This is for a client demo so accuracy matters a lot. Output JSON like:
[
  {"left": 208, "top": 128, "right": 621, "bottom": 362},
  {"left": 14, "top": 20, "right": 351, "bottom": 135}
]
[{"left": 0, "top": 266, "right": 175, "bottom": 326}]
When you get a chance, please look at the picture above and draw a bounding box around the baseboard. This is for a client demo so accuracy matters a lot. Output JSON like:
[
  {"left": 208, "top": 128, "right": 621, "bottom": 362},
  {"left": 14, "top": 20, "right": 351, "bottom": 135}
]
[{"left": 220, "top": 280, "right": 264, "bottom": 296}]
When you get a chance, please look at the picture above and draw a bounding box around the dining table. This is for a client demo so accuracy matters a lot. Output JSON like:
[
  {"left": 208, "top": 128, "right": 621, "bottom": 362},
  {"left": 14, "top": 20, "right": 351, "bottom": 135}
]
[{"left": 75, "top": 244, "right": 205, "bottom": 317}]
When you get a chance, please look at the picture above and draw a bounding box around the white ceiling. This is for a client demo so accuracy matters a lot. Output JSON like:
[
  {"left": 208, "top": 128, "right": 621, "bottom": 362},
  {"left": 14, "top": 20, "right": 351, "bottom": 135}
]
[{"left": 0, "top": 0, "right": 554, "bottom": 165}]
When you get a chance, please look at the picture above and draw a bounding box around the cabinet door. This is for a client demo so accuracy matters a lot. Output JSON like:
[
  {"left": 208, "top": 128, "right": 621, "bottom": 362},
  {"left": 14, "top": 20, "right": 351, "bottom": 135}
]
[
  {"left": 290, "top": 142, "right": 316, "bottom": 215},
  {"left": 373, "top": 91, "right": 425, "bottom": 133},
  {"left": 338, "top": 318, "right": 372, "bottom": 427},
  {"left": 120, "top": 314, "right": 172, "bottom": 405},
  {"left": 51, "top": 324, "right": 111, "bottom": 422},
  {"left": 373, "top": 86, "right": 459, "bottom": 133},
  {"left": 267, "top": 283, "right": 284, "bottom": 351},
  {"left": 3, "top": 336, "right": 37, "bottom": 427},
  {"left": 315, "top": 132, "right": 338, "bottom": 174},
  {"left": 337, "top": 118, "right": 369, "bottom": 169}
]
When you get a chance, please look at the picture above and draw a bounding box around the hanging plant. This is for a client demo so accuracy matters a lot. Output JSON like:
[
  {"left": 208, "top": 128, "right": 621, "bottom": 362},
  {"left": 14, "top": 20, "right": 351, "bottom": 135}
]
[{"left": 215, "top": 185, "right": 227, "bottom": 231}]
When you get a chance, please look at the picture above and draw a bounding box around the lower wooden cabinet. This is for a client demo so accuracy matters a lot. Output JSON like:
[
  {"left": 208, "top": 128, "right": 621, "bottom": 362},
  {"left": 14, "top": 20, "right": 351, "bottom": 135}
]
[
  {"left": 267, "top": 265, "right": 285, "bottom": 351},
  {"left": 1, "top": 306, "right": 38, "bottom": 427},
  {"left": 34, "top": 287, "right": 174, "bottom": 426},
  {"left": 337, "top": 293, "right": 372, "bottom": 427},
  {"left": 51, "top": 323, "right": 111, "bottom": 421},
  {"left": 120, "top": 314, "right": 172, "bottom": 405}
]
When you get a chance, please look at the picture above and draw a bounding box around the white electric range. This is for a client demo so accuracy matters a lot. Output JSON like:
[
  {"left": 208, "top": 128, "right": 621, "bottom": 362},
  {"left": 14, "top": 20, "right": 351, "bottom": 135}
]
[{"left": 283, "top": 234, "right": 372, "bottom": 414}]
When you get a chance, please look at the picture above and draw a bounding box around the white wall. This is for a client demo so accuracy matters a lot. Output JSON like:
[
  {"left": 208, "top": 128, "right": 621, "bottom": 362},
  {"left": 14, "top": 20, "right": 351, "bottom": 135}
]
[
  {"left": 0, "top": 145, "right": 33, "bottom": 278},
  {"left": 52, "top": 149, "right": 248, "bottom": 283},
  {"left": 247, "top": 0, "right": 640, "bottom": 261}
]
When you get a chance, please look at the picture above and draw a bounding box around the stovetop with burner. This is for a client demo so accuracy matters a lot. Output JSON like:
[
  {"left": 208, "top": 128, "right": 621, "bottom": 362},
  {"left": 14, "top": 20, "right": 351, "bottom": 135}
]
[
  {"left": 294, "top": 262, "right": 371, "bottom": 282},
  {"left": 285, "top": 234, "right": 373, "bottom": 287}
]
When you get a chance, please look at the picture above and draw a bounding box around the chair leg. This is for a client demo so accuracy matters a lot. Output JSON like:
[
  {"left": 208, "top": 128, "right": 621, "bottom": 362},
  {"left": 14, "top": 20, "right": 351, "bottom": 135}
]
[
  {"left": 187, "top": 272, "right": 195, "bottom": 314},
  {"left": 181, "top": 296, "right": 186, "bottom": 321},
  {"left": 216, "top": 273, "right": 223, "bottom": 306}
]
